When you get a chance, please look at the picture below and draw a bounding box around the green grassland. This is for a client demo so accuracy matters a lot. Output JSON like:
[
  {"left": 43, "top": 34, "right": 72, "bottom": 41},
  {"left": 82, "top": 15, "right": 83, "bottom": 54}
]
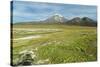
[{"left": 12, "top": 24, "right": 97, "bottom": 65}]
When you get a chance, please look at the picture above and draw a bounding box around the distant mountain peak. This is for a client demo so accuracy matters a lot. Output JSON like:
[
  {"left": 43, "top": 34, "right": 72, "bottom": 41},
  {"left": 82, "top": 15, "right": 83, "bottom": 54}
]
[
  {"left": 44, "top": 13, "right": 68, "bottom": 23},
  {"left": 66, "top": 17, "right": 97, "bottom": 26},
  {"left": 52, "top": 14, "right": 63, "bottom": 22}
]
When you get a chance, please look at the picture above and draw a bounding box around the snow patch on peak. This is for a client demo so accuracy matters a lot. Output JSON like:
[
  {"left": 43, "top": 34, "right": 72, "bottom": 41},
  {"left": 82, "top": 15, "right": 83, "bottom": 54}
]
[{"left": 54, "top": 13, "right": 63, "bottom": 17}]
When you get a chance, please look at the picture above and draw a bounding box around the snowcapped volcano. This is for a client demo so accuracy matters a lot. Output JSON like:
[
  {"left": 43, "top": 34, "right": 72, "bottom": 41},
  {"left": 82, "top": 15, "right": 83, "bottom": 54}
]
[
  {"left": 52, "top": 13, "right": 64, "bottom": 22},
  {"left": 44, "top": 13, "right": 68, "bottom": 23}
]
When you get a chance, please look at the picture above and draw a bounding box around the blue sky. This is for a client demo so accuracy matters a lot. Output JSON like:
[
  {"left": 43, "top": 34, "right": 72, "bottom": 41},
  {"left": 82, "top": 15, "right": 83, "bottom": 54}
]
[{"left": 12, "top": 1, "right": 97, "bottom": 23}]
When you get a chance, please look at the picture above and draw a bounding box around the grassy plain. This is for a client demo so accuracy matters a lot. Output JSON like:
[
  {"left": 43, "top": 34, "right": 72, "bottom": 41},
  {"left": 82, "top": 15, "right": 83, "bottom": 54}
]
[{"left": 12, "top": 24, "right": 97, "bottom": 65}]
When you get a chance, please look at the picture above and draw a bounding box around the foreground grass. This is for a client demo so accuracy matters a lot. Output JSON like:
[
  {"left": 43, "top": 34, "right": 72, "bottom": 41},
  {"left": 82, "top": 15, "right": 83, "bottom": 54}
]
[
  {"left": 37, "top": 32, "right": 97, "bottom": 63},
  {"left": 12, "top": 24, "right": 97, "bottom": 65}
]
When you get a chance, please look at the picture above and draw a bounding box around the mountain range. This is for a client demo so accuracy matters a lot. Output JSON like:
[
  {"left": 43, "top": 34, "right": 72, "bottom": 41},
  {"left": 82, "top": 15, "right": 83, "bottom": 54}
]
[{"left": 14, "top": 14, "right": 97, "bottom": 26}]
